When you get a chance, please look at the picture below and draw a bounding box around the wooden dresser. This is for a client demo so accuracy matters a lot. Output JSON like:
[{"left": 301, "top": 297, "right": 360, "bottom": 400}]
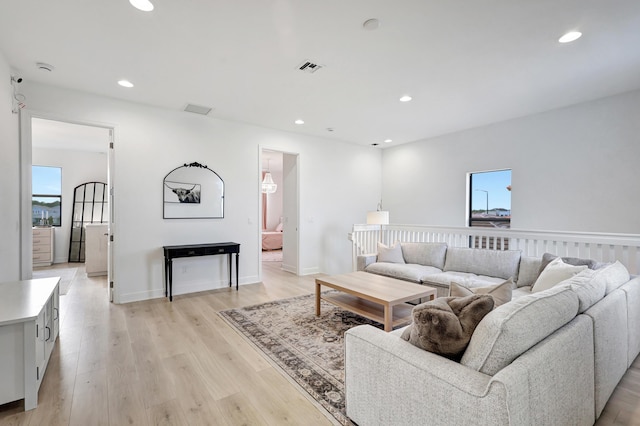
[{"left": 33, "top": 227, "right": 54, "bottom": 266}]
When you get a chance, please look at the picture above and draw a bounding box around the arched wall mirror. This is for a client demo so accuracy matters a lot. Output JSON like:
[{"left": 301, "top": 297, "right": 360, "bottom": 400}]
[
  {"left": 163, "top": 162, "right": 224, "bottom": 219},
  {"left": 68, "top": 181, "right": 108, "bottom": 262}
]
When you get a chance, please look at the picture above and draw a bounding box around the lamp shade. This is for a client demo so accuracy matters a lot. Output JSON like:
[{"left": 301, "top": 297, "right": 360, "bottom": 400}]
[
  {"left": 366, "top": 211, "right": 389, "bottom": 225},
  {"left": 262, "top": 172, "right": 277, "bottom": 194}
]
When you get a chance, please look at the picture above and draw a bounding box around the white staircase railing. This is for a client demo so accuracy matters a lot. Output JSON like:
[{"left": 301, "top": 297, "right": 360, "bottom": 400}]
[{"left": 349, "top": 224, "right": 640, "bottom": 275}]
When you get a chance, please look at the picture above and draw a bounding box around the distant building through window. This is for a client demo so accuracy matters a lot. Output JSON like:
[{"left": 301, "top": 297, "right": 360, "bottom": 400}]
[
  {"left": 469, "top": 169, "right": 511, "bottom": 229},
  {"left": 32, "top": 165, "right": 62, "bottom": 227}
]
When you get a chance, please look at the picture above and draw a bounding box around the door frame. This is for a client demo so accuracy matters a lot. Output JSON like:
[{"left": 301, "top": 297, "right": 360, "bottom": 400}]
[
  {"left": 258, "top": 147, "right": 300, "bottom": 279},
  {"left": 19, "top": 110, "right": 116, "bottom": 301}
]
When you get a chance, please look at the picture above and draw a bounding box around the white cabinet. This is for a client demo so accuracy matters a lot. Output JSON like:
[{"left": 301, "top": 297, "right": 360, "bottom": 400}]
[
  {"left": 85, "top": 224, "right": 108, "bottom": 277},
  {"left": 33, "top": 227, "right": 54, "bottom": 267},
  {"left": 0, "top": 278, "right": 60, "bottom": 410}
]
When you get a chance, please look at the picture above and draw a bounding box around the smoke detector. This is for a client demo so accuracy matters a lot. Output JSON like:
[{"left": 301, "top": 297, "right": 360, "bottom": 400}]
[
  {"left": 36, "top": 62, "right": 55, "bottom": 72},
  {"left": 297, "top": 60, "right": 323, "bottom": 74}
]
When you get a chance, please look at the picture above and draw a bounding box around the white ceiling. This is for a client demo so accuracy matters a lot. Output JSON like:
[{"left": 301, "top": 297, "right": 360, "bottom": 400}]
[{"left": 2, "top": 0, "right": 640, "bottom": 147}]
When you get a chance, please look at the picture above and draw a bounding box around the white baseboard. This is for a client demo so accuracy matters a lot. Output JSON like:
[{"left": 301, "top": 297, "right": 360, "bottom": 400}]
[{"left": 115, "top": 275, "right": 260, "bottom": 304}]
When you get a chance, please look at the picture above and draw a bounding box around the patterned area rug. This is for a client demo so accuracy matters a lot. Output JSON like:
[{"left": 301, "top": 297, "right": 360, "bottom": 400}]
[
  {"left": 219, "top": 292, "right": 383, "bottom": 425},
  {"left": 32, "top": 267, "right": 78, "bottom": 295}
]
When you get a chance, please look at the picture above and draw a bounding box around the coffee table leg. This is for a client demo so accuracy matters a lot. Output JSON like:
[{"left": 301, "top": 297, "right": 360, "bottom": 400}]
[
  {"left": 315, "top": 282, "right": 321, "bottom": 316},
  {"left": 384, "top": 305, "right": 392, "bottom": 332}
]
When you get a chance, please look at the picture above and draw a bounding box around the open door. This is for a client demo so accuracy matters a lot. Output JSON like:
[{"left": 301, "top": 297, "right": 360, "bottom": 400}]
[
  {"left": 281, "top": 153, "right": 299, "bottom": 274},
  {"left": 108, "top": 129, "right": 115, "bottom": 302}
]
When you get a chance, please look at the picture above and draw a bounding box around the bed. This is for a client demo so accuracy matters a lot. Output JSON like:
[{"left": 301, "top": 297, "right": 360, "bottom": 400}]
[{"left": 262, "top": 231, "right": 283, "bottom": 250}]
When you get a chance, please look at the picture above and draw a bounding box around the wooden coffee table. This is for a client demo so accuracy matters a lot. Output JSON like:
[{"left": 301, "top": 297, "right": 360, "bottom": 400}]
[{"left": 315, "top": 271, "right": 437, "bottom": 332}]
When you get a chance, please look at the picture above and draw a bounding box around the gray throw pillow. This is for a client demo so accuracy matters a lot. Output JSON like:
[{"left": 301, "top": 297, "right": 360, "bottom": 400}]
[
  {"left": 538, "top": 252, "right": 597, "bottom": 275},
  {"left": 377, "top": 242, "right": 405, "bottom": 264},
  {"left": 401, "top": 294, "right": 494, "bottom": 361}
]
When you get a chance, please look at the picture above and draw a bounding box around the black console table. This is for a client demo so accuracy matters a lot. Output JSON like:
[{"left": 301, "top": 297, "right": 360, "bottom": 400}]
[{"left": 163, "top": 242, "right": 240, "bottom": 301}]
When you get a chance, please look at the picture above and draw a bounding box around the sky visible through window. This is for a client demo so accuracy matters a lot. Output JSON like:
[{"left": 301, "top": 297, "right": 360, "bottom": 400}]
[
  {"left": 471, "top": 169, "right": 511, "bottom": 212},
  {"left": 33, "top": 166, "right": 61, "bottom": 195}
]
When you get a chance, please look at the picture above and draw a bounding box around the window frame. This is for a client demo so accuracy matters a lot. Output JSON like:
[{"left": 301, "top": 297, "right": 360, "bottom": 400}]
[
  {"left": 32, "top": 165, "right": 62, "bottom": 227},
  {"left": 468, "top": 169, "right": 511, "bottom": 229}
]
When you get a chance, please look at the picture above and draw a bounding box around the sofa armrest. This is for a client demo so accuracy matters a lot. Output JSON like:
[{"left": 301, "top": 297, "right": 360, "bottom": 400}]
[
  {"left": 356, "top": 254, "right": 377, "bottom": 271},
  {"left": 345, "top": 325, "right": 510, "bottom": 426}
]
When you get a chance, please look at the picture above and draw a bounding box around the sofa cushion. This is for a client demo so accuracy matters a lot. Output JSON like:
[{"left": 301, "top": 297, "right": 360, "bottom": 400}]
[
  {"left": 449, "top": 279, "right": 513, "bottom": 307},
  {"left": 460, "top": 285, "right": 579, "bottom": 375},
  {"left": 561, "top": 269, "right": 601, "bottom": 313},
  {"left": 538, "top": 252, "right": 597, "bottom": 275},
  {"left": 423, "top": 271, "right": 506, "bottom": 289},
  {"left": 377, "top": 242, "right": 405, "bottom": 264},
  {"left": 531, "top": 257, "right": 588, "bottom": 293},
  {"left": 512, "top": 286, "right": 532, "bottom": 299},
  {"left": 401, "top": 294, "right": 494, "bottom": 360},
  {"left": 365, "top": 263, "right": 441, "bottom": 283},
  {"left": 443, "top": 248, "right": 521, "bottom": 280},
  {"left": 400, "top": 242, "right": 447, "bottom": 269},
  {"left": 593, "top": 261, "right": 630, "bottom": 295},
  {"left": 516, "top": 256, "right": 542, "bottom": 288}
]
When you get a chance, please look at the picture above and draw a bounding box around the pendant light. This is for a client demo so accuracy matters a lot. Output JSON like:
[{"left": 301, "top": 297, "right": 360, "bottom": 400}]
[{"left": 262, "top": 159, "right": 277, "bottom": 194}]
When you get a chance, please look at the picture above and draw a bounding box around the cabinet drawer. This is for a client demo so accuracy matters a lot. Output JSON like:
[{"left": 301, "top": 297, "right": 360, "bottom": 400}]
[
  {"left": 33, "top": 243, "right": 51, "bottom": 253},
  {"left": 33, "top": 229, "right": 51, "bottom": 237},
  {"left": 32, "top": 236, "right": 51, "bottom": 245},
  {"left": 33, "top": 252, "right": 52, "bottom": 262},
  {"left": 204, "top": 246, "right": 236, "bottom": 255}
]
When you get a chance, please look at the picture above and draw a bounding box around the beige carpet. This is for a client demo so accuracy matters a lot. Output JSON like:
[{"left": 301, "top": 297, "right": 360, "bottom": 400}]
[
  {"left": 32, "top": 267, "right": 78, "bottom": 295},
  {"left": 219, "top": 292, "right": 384, "bottom": 425},
  {"left": 262, "top": 249, "right": 283, "bottom": 262}
]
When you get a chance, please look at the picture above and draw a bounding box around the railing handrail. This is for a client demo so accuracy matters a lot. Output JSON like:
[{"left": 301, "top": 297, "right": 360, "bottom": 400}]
[{"left": 350, "top": 224, "right": 640, "bottom": 275}]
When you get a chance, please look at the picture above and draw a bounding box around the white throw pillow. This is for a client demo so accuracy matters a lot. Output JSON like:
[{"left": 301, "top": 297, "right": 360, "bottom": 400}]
[
  {"left": 377, "top": 242, "right": 405, "bottom": 264},
  {"left": 531, "top": 257, "right": 588, "bottom": 293}
]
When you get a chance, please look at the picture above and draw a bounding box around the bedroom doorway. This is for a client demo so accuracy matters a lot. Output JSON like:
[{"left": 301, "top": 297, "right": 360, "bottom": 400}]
[
  {"left": 20, "top": 113, "right": 115, "bottom": 301},
  {"left": 260, "top": 148, "right": 299, "bottom": 276}
]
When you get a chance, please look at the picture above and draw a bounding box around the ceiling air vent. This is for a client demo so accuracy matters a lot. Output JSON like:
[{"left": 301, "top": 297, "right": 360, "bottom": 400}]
[
  {"left": 297, "top": 60, "right": 323, "bottom": 74},
  {"left": 184, "top": 104, "right": 213, "bottom": 115}
]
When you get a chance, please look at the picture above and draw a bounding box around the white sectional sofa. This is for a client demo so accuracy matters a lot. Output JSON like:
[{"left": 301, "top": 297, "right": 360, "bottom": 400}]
[{"left": 347, "top": 243, "right": 640, "bottom": 425}]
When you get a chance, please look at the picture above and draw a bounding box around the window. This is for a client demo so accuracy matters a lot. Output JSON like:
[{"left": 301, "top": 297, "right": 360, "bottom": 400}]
[
  {"left": 32, "top": 166, "right": 62, "bottom": 226},
  {"left": 469, "top": 169, "right": 511, "bottom": 229}
]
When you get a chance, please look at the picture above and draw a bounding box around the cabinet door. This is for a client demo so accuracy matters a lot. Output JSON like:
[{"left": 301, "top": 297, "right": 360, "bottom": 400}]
[
  {"left": 35, "top": 309, "right": 46, "bottom": 382},
  {"left": 52, "top": 288, "right": 60, "bottom": 341}
]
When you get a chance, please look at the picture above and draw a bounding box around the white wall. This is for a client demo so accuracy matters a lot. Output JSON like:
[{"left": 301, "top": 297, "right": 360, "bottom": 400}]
[
  {"left": 32, "top": 147, "right": 108, "bottom": 263},
  {"left": 383, "top": 89, "right": 640, "bottom": 234},
  {"left": 0, "top": 52, "right": 20, "bottom": 281},
  {"left": 18, "top": 82, "right": 381, "bottom": 302}
]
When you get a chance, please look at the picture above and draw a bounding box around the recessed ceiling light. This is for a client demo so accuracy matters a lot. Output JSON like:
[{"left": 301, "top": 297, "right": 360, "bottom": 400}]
[
  {"left": 36, "top": 62, "right": 54, "bottom": 72},
  {"left": 294, "top": 119, "right": 305, "bottom": 125},
  {"left": 129, "top": 0, "right": 154, "bottom": 11},
  {"left": 118, "top": 80, "right": 134, "bottom": 88},
  {"left": 363, "top": 19, "right": 380, "bottom": 31},
  {"left": 399, "top": 95, "right": 412, "bottom": 102},
  {"left": 559, "top": 31, "right": 582, "bottom": 43},
  {"left": 384, "top": 139, "right": 392, "bottom": 143}
]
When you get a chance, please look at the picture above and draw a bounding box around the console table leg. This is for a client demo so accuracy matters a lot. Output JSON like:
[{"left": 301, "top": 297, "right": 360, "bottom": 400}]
[
  {"left": 236, "top": 253, "right": 239, "bottom": 291},
  {"left": 228, "top": 253, "right": 232, "bottom": 288},
  {"left": 168, "top": 259, "right": 173, "bottom": 302}
]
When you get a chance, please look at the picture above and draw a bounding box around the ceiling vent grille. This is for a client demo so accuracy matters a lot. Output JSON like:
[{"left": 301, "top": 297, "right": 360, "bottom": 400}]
[
  {"left": 184, "top": 104, "right": 213, "bottom": 115},
  {"left": 298, "top": 60, "right": 323, "bottom": 74}
]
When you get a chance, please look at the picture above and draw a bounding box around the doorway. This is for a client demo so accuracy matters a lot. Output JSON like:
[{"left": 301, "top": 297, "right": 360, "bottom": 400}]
[
  {"left": 20, "top": 113, "right": 114, "bottom": 301},
  {"left": 260, "top": 148, "right": 299, "bottom": 278}
]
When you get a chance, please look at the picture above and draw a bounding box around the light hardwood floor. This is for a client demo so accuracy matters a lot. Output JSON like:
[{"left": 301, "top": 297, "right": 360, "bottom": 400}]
[{"left": 1, "top": 262, "right": 639, "bottom": 425}]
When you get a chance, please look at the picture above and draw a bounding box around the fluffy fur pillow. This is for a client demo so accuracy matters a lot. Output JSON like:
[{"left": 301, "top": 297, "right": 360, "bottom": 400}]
[
  {"left": 449, "top": 279, "right": 513, "bottom": 307},
  {"left": 401, "top": 294, "right": 494, "bottom": 360}
]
